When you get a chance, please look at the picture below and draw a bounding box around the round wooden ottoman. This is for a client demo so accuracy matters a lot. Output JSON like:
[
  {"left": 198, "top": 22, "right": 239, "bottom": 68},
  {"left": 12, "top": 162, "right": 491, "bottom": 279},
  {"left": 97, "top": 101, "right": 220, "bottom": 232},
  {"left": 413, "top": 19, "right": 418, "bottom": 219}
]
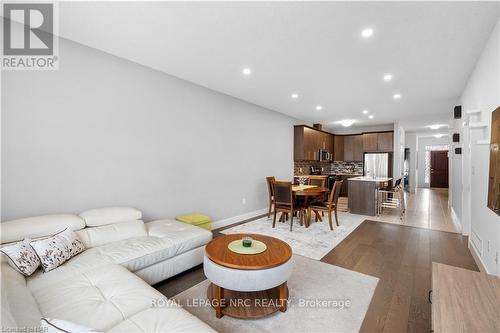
[{"left": 203, "top": 233, "right": 293, "bottom": 319}]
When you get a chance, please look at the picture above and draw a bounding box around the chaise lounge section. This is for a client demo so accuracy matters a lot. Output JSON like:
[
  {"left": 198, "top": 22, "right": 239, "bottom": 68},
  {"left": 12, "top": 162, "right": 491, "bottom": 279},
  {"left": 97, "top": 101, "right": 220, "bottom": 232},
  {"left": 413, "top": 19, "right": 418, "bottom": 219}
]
[{"left": 0, "top": 207, "right": 215, "bottom": 332}]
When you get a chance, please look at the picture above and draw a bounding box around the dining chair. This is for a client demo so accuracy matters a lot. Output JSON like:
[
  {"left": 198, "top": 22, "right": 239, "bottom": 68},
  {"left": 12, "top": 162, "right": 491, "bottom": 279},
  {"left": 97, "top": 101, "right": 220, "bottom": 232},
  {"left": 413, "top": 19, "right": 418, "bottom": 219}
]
[
  {"left": 272, "top": 181, "right": 305, "bottom": 231},
  {"left": 266, "top": 176, "right": 276, "bottom": 218},
  {"left": 309, "top": 177, "right": 326, "bottom": 188},
  {"left": 309, "top": 177, "right": 328, "bottom": 215},
  {"left": 309, "top": 180, "right": 343, "bottom": 230}
]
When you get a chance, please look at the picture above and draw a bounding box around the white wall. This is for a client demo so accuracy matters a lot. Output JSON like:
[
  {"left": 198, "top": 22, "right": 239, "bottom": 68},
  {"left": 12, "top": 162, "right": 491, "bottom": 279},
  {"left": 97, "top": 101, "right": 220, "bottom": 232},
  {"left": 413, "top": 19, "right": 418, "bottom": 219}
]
[
  {"left": 1, "top": 38, "right": 297, "bottom": 222},
  {"left": 416, "top": 136, "right": 450, "bottom": 188},
  {"left": 456, "top": 17, "right": 500, "bottom": 275},
  {"left": 405, "top": 132, "right": 417, "bottom": 193},
  {"left": 450, "top": 138, "right": 463, "bottom": 224}
]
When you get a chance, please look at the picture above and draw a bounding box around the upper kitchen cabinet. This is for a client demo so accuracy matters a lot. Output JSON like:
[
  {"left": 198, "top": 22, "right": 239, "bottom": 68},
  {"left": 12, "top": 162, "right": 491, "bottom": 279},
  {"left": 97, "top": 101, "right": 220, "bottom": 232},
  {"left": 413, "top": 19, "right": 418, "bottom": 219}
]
[
  {"left": 343, "top": 135, "right": 363, "bottom": 161},
  {"left": 362, "top": 132, "right": 394, "bottom": 152},
  {"left": 377, "top": 132, "right": 394, "bottom": 151},
  {"left": 362, "top": 133, "right": 378, "bottom": 151},
  {"left": 353, "top": 135, "right": 364, "bottom": 160},
  {"left": 333, "top": 135, "right": 344, "bottom": 161},
  {"left": 294, "top": 125, "right": 334, "bottom": 161}
]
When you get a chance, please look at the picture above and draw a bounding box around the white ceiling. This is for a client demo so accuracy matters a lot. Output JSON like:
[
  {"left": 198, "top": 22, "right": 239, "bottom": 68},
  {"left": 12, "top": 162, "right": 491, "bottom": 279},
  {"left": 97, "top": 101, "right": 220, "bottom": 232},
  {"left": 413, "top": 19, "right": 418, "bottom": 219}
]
[{"left": 57, "top": 2, "right": 499, "bottom": 133}]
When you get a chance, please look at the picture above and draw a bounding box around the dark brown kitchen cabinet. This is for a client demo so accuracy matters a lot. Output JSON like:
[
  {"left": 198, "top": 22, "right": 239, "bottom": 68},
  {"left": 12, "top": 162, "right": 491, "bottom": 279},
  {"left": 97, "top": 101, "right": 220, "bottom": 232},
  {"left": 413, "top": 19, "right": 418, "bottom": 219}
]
[
  {"left": 316, "top": 131, "right": 333, "bottom": 151},
  {"left": 340, "top": 175, "right": 358, "bottom": 197},
  {"left": 343, "top": 136, "right": 353, "bottom": 161},
  {"left": 377, "top": 132, "right": 394, "bottom": 151},
  {"left": 362, "top": 132, "right": 394, "bottom": 152},
  {"left": 353, "top": 135, "right": 364, "bottom": 160},
  {"left": 333, "top": 136, "right": 344, "bottom": 161},
  {"left": 294, "top": 125, "right": 334, "bottom": 161},
  {"left": 343, "top": 135, "right": 363, "bottom": 161},
  {"left": 363, "top": 133, "right": 378, "bottom": 151},
  {"left": 303, "top": 127, "right": 317, "bottom": 161}
]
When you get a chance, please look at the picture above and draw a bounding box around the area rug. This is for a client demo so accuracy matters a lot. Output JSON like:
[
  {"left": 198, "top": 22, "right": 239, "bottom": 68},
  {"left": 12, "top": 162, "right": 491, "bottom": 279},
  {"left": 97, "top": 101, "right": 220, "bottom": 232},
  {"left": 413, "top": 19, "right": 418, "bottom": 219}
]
[
  {"left": 221, "top": 212, "right": 366, "bottom": 260},
  {"left": 173, "top": 255, "right": 378, "bottom": 333}
]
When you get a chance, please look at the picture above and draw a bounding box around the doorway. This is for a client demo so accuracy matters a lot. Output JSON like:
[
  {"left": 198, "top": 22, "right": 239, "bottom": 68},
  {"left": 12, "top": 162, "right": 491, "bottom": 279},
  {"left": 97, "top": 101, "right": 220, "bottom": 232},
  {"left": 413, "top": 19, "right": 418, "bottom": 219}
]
[{"left": 430, "top": 151, "right": 449, "bottom": 188}]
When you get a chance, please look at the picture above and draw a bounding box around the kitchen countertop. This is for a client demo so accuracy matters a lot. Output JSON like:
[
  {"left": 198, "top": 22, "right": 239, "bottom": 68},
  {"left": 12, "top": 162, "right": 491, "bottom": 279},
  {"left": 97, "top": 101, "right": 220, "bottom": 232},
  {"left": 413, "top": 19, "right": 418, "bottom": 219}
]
[{"left": 348, "top": 176, "right": 392, "bottom": 182}]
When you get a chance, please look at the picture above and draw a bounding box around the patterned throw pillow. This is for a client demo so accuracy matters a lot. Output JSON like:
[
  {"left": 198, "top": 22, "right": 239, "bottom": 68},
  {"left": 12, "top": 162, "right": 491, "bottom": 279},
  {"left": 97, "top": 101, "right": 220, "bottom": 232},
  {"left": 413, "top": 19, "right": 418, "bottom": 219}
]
[
  {"left": 0, "top": 238, "right": 41, "bottom": 276},
  {"left": 30, "top": 228, "right": 86, "bottom": 272}
]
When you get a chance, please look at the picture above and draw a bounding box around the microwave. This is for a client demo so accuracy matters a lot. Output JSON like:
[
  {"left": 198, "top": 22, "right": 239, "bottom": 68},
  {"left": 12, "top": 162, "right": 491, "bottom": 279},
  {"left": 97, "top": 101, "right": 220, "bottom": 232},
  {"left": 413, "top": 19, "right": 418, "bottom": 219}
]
[{"left": 319, "top": 149, "right": 332, "bottom": 161}]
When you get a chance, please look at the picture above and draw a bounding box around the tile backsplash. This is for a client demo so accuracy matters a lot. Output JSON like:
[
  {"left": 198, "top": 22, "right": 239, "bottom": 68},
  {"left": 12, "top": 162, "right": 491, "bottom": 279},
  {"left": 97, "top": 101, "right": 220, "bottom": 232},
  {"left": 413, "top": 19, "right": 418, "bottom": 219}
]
[{"left": 294, "top": 161, "right": 363, "bottom": 175}]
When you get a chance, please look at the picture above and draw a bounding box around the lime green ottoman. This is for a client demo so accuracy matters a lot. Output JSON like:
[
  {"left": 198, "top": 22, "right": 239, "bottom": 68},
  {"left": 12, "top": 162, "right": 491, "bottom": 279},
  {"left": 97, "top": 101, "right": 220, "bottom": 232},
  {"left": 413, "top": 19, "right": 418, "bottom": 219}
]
[{"left": 175, "top": 213, "right": 212, "bottom": 230}]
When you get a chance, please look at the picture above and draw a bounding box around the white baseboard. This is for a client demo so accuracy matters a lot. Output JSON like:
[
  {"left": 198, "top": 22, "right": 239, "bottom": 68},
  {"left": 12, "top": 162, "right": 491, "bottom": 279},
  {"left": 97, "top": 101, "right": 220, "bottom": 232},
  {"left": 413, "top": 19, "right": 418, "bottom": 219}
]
[
  {"left": 450, "top": 207, "right": 463, "bottom": 234},
  {"left": 212, "top": 208, "right": 267, "bottom": 230},
  {"left": 469, "top": 241, "right": 489, "bottom": 274}
]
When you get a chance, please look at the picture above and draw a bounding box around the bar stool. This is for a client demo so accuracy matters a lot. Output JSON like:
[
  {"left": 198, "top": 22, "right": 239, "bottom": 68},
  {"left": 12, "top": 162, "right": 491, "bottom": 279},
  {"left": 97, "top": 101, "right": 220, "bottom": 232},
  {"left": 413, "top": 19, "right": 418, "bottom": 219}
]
[{"left": 377, "top": 184, "right": 406, "bottom": 219}]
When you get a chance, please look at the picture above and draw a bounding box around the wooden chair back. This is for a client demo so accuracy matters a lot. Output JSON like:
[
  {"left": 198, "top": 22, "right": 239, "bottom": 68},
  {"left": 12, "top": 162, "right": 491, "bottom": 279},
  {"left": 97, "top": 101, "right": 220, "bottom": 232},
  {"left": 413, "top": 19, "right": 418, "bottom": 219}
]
[
  {"left": 266, "top": 176, "right": 275, "bottom": 198},
  {"left": 273, "top": 181, "right": 293, "bottom": 207},
  {"left": 309, "top": 177, "right": 326, "bottom": 188},
  {"left": 328, "top": 180, "right": 344, "bottom": 207}
]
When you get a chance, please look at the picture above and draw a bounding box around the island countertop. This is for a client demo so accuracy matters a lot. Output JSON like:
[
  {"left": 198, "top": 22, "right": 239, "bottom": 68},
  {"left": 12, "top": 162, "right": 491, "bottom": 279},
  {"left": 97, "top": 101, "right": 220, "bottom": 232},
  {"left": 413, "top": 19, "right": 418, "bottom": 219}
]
[{"left": 348, "top": 176, "right": 392, "bottom": 182}]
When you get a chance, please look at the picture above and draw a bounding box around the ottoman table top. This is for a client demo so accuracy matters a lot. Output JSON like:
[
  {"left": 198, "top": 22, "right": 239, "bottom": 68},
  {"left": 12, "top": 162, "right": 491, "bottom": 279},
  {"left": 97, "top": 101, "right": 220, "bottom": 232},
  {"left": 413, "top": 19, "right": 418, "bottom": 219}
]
[{"left": 205, "top": 233, "right": 292, "bottom": 270}]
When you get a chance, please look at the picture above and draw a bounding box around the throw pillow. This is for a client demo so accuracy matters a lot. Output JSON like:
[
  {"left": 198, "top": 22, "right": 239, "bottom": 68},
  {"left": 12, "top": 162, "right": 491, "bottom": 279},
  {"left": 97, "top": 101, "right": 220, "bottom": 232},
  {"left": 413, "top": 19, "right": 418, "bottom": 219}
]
[
  {"left": 0, "top": 238, "right": 40, "bottom": 276},
  {"left": 30, "top": 228, "right": 86, "bottom": 272},
  {"left": 40, "top": 318, "right": 100, "bottom": 333}
]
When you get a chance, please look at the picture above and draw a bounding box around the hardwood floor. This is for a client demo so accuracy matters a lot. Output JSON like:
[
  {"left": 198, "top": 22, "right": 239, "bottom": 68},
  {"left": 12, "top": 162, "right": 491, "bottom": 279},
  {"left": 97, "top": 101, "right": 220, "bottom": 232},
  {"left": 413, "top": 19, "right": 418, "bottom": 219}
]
[
  {"left": 368, "top": 188, "right": 461, "bottom": 233},
  {"left": 321, "top": 220, "right": 478, "bottom": 333},
  {"left": 155, "top": 215, "right": 478, "bottom": 332}
]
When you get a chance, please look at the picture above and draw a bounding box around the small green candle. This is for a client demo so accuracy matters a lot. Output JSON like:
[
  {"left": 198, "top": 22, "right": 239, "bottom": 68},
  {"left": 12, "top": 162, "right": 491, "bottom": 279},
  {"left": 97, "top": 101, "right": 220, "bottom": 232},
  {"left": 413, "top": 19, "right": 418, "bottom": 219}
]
[{"left": 242, "top": 237, "right": 252, "bottom": 247}]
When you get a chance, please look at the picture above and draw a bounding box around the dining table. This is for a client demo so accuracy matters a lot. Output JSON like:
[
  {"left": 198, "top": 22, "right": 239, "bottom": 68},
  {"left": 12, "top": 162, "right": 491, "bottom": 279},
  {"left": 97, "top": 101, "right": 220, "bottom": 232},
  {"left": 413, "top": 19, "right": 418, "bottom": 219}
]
[{"left": 292, "top": 185, "right": 330, "bottom": 227}]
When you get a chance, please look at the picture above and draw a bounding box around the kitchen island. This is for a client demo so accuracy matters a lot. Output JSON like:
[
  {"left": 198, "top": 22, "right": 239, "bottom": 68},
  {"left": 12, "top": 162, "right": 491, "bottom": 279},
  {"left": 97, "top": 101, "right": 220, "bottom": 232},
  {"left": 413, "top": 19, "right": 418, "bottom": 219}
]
[{"left": 348, "top": 176, "right": 392, "bottom": 216}]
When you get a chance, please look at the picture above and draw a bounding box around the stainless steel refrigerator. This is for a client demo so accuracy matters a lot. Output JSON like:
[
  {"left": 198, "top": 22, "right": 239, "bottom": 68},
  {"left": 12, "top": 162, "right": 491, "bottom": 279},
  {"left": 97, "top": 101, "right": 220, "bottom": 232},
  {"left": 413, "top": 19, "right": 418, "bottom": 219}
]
[{"left": 363, "top": 153, "right": 392, "bottom": 178}]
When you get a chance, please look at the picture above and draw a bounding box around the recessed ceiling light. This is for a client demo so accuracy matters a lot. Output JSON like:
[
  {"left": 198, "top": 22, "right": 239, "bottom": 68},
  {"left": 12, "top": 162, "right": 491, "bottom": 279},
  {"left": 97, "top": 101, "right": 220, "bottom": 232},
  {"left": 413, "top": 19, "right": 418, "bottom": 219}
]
[
  {"left": 428, "top": 124, "right": 443, "bottom": 130},
  {"left": 434, "top": 133, "right": 445, "bottom": 138},
  {"left": 368, "top": 115, "right": 375, "bottom": 119},
  {"left": 383, "top": 74, "right": 393, "bottom": 81},
  {"left": 242, "top": 67, "right": 252, "bottom": 75},
  {"left": 337, "top": 119, "right": 355, "bottom": 127},
  {"left": 291, "top": 93, "right": 299, "bottom": 99},
  {"left": 393, "top": 94, "right": 401, "bottom": 99},
  {"left": 315, "top": 105, "right": 323, "bottom": 111},
  {"left": 361, "top": 28, "right": 374, "bottom": 38},
  {"left": 362, "top": 109, "right": 369, "bottom": 114}
]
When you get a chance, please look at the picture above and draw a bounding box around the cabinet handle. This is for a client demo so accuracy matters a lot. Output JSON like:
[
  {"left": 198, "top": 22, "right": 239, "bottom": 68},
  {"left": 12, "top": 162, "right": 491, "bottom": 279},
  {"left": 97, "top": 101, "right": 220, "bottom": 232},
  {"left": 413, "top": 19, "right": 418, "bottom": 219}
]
[{"left": 428, "top": 290, "right": 432, "bottom": 304}]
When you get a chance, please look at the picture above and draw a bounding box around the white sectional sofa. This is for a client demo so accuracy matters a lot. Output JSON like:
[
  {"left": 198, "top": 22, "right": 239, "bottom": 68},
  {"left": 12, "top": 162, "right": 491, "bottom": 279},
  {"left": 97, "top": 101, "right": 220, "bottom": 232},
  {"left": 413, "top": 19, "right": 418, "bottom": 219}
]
[{"left": 0, "top": 207, "right": 215, "bottom": 332}]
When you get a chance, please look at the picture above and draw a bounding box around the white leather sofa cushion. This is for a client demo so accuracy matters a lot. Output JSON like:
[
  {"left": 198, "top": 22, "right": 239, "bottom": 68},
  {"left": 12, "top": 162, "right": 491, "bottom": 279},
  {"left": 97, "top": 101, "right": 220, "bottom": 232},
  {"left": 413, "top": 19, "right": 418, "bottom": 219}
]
[
  {"left": 146, "top": 219, "right": 213, "bottom": 243},
  {"left": 40, "top": 318, "right": 97, "bottom": 333},
  {"left": 31, "top": 264, "right": 166, "bottom": 331},
  {"left": 106, "top": 305, "right": 216, "bottom": 333},
  {"left": 27, "top": 249, "right": 113, "bottom": 292},
  {"left": 1, "top": 263, "right": 43, "bottom": 330},
  {"left": 76, "top": 220, "right": 147, "bottom": 248},
  {"left": 80, "top": 207, "right": 142, "bottom": 226},
  {"left": 93, "top": 227, "right": 210, "bottom": 272},
  {"left": 134, "top": 246, "right": 205, "bottom": 285},
  {"left": 1, "top": 215, "right": 85, "bottom": 244}
]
